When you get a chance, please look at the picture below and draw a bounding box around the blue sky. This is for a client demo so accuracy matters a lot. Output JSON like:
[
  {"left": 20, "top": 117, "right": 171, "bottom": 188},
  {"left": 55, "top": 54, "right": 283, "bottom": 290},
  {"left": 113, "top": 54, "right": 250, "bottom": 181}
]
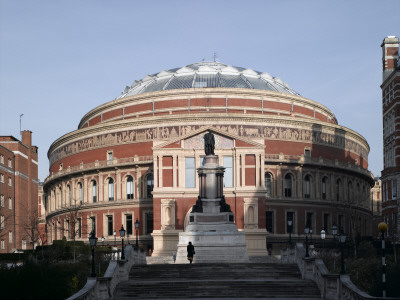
[{"left": 0, "top": 0, "right": 399, "bottom": 181}]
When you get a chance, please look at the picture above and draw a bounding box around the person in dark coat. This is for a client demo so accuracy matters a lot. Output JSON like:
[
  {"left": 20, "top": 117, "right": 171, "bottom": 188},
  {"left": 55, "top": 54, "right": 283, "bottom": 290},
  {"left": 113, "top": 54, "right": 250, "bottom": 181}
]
[{"left": 187, "top": 242, "right": 195, "bottom": 264}]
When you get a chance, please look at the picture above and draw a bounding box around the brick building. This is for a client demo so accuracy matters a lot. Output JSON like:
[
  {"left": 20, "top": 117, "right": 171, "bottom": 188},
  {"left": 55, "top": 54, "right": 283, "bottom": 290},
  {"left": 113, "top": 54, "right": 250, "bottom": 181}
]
[
  {"left": 0, "top": 131, "right": 39, "bottom": 252},
  {"left": 381, "top": 36, "right": 400, "bottom": 243},
  {"left": 42, "top": 62, "right": 374, "bottom": 255}
]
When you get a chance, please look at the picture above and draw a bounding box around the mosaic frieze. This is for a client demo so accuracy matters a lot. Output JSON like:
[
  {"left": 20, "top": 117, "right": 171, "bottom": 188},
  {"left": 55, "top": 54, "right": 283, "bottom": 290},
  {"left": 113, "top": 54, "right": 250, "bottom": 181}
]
[{"left": 49, "top": 124, "right": 368, "bottom": 165}]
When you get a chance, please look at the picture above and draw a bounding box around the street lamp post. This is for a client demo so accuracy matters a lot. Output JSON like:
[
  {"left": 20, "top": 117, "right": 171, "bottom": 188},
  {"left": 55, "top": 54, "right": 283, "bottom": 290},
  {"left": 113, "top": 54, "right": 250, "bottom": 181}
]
[
  {"left": 119, "top": 225, "right": 126, "bottom": 260},
  {"left": 321, "top": 230, "right": 326, "bottom": 250},
  {"left": 305, "top": 227, "right": 310, "bottom": 257},
  {"left": 378, "top": 222, "right": 388, "bottom": 298},
  {"left": 89, "top": 231, "right": 98, "bottom": 278},
  {"left": 287, "top": 220, "right": 293, "bottom": 246},
  {"left": 339, "top": 231, "right": 346, "bottom": 274},
  {"left": 135, "top": 218, "right": 140, "bottom": 248}
]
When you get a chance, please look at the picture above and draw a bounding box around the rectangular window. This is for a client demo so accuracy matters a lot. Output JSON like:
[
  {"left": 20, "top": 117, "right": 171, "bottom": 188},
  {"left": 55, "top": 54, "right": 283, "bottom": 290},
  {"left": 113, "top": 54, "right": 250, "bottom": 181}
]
[
  {"left": 185, "top": 157, "right": 195, "bottom": 188},
  {"left": 66, "top": 220, "right": 70, "bottom": 239},
  {"left": 306, "top": 212, "right": 313, "bottom": 231},
  {"left": 107, "top": 215, "right": 113, "bottom": 236},
  {"left": 77, "top": 219, "right": 82, "bottom": 238},
  {"left": 392, "top": 179, "right": 397, "bottom": 199},
  {"left": 8, "top": 177, "right": 12, "bottom": 186},
  {"left": 126, "top": 214, "right": 133, "bottom": 235},
  {"left": 304, "top": 149, "right": 311, "bottom": 158},
  {"left": 145, "top": 213, "right": 154, "bottom": 235},
  {"left": 107, "top": 151, "right": 113, "bottom": 162},
  {"left": 0, "top": 174, "right": 4, "bottom": 183},
  {"left": 266, "top": 211, "right": 273, "bottom": 233},
  {"left": 0, "top": 155, "right": 3, "bottom": 164},
  {"left": 22, "top": 240, "right": 26, "bottom": 250},
  {"left": 1, "top": 240, "right": 4, "bottom": 250},
  {"left": 8, "top": 198, "right": 12, "bottom": 209},
  {"left": 1, "top": 195, "right": 4, "bottom": 207},
  {"left": 79, "top": 184, "right": 83, "bottom": 205},
  {"left": 338, "top": 215, "right": 343, "bottom": 232},
  {"left": 287, "top": 212, "right": 294, "bottom": 233},
  {"left": 9, "top": 231, "right": 12, "bottom": 243},
  {"left": 0, "top": 215, "right": 4, "bottom": 229},
  {"left": 323, "top": 213, "right": 329, "bottom": 233},
  {"left": 90, "top": 217, "right": 96, "bottom": 235},
  {"left": 223, "top": 156, "right": 233, "bottom": 187},
  {"left": 92, "top": 182, "right": 97, "bottom": 203},
  {"left": 8, "top": 159, "right": 12, "bottom": 168}
]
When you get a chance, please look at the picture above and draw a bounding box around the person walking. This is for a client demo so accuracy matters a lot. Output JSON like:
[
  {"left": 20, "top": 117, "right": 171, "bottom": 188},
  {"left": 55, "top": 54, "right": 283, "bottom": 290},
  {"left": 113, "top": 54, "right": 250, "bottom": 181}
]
[{"left": 187, "top": 242, "right": 195, "bottom": 264}]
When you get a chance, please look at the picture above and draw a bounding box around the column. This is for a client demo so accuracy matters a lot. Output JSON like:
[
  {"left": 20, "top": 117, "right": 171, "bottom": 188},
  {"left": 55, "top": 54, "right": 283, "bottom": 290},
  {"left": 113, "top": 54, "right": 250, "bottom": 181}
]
[
  {"left": 116, "top": 170, "right": 122, "bottom": 200},
  {"left": 173, "top": 155, "right": 177, "bottom": 188},
  {"left": 235, "top": 152, "right": 240, "bottom": 187},
  {"left": 276, "top": 166, "right": 282, "bottom": 198},
  {"left": 260, "top": 154, "right": 265, "bottom": 187},
  {"left": 153, "top": 155, "right": 158, "bottom": 188},
  {"left": 136, "top": 168, "right": 141, "bottom": 198},
  {"left": 98, "top": 173, "right": 103, "bottom": 202},
  {"left": 158, "top": 155, "right": 163, "bottom": 188},
  {"left": 255, "top": 154, "right": 260, "bottom": 187},
  {"left": 241, "top": 154, "right": 245, "bottom": 187}
]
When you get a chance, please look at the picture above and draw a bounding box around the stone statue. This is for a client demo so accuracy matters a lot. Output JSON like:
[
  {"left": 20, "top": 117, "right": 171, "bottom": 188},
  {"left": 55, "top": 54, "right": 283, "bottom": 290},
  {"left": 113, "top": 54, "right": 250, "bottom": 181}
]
[{"left": 204, "top": 131, "right": 215, "bottom": 156}]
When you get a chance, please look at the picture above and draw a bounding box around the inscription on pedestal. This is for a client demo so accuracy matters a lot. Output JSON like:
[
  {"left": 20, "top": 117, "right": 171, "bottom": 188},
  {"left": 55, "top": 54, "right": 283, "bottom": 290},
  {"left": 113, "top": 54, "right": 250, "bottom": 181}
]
[{"left": 196, "top": 215, "right": 226, "bottom": 222}]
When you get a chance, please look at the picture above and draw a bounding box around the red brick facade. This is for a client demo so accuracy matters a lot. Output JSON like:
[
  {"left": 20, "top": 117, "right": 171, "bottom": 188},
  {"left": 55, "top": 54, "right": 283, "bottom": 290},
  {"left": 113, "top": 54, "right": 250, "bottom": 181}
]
[{"left": 0, "top": 131, "right": 39, "bottom": 252}]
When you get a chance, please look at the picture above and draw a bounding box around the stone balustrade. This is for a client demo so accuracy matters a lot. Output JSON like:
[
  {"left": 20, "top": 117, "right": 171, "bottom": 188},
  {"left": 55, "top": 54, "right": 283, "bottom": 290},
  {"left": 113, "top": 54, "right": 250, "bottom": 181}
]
[
  {"left": 281, "top": 243, "right": 396, "bottom": 300},
  {"left": 66, "top": 245, "right": 146, "bottom": 300},
  {"left": 44, "top": 155, "right": 153, "bottom": 183}
]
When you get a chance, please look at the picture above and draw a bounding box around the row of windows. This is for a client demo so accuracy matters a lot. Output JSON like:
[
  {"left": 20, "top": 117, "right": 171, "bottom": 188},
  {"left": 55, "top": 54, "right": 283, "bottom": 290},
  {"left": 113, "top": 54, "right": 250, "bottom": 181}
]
[
  {"left": 384, "top": 144, "right": 396, "bottom": 168},
  {"left": 0, "top": 156, "right": 12, "bottom": 168},
  {"left": 0, "top": 174, "right": 12, "bottom": 186},
  {"left": 0, "top": 195, "right": 12, "bottom": 209},
  {"left": 51, "top": 214, "right": 154, "bottom": 241},
  {"left": 265, "top": 172, "right": 368, "bottom": 201},
  {"left": 49, "top": 175, "right": 154, "bottom": 210},
  {"left": 266, "top": 211, "right": 366, "bottom": 235},
  {"left": 383, "top": 111, "right": 396, "bottom": 138}
]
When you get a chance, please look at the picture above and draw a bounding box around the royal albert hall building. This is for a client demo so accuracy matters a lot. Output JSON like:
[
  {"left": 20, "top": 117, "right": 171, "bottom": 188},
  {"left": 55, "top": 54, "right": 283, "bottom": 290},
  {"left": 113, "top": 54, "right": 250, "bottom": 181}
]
[{"left": 42, "top": 62, "right": 374, "bottom": 256}]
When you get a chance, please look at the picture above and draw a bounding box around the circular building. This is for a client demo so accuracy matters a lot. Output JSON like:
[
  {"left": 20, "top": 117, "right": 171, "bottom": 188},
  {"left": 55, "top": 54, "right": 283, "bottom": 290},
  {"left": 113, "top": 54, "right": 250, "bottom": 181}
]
[{"left": 43, "top": 62, "right": 374, "bottom": 255}]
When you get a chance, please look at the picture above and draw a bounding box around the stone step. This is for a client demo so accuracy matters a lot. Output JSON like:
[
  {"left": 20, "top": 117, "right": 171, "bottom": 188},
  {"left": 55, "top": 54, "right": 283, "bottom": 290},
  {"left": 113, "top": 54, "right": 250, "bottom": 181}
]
[{"left": 114, "top": 263, "right": 321, "bottom": 299}]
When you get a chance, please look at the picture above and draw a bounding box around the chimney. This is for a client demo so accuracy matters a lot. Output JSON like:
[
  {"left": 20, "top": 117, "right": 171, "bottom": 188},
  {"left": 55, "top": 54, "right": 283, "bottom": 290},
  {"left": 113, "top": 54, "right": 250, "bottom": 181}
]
[
  {"left": 21, "top": 130, "right": 32, "bottom": 147},
  {"left": 381, "top": 36, "right": 399, "bottom": 82}
]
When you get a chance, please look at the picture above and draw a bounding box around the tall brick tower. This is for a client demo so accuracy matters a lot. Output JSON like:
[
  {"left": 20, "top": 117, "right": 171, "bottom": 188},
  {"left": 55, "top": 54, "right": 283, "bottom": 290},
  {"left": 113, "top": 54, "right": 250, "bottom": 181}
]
[
  {"left": 381, "top": 36, "right": 400, "bottom": 243},
  {"left": 0, "top": 131, "right": 39, "bottom": 252}
]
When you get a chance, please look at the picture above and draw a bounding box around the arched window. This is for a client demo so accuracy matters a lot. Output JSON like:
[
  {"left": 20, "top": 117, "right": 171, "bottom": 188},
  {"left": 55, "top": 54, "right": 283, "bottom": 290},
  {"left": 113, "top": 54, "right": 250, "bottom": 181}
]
[
  {"left": 146, "top": 174, "right": 154, "bottom": 199},
  {"left": 126, "top": 176, "right": 134, "bottom": 199},
  {"left": 265, "top": 173, "right": 273, "bottom": 198},
  {"left": 348, "top": 181, "right": 353, "bottom": 201},
  {"left": 78, "top": 182, "right": 83, "bottom": 204},
  {"left": 92, "top": 180, "right": 97, "bottom": 203},
  {"left": 284, "top": 173, "right": 293, "bottom": 197},
  {"left": 336, "top": 179, "right": 341, "bottom": 201},
  {"left": 108, "top": 178, "right": 114, "bottom": 201},
  {"left": 304, "top": 175, "right": 311, "bottom": 198},
  {"left": 322, "top": 177, "right": 328, "bottom": 200}
]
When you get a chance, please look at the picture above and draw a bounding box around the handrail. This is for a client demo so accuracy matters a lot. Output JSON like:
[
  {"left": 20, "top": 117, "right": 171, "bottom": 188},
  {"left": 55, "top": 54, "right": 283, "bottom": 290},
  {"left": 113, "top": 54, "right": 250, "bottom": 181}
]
[{"left": 66, "top": 245, "right": 146, "bottom": 300}]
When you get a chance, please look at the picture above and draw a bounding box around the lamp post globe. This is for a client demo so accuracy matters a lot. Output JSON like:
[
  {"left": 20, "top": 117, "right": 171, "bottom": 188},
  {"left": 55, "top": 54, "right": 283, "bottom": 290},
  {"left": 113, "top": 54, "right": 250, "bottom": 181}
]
[
  {"left": 321, "top": 230, "right": 326, "bottom": 249},
  {"left": 89, "top": 231, "right": 98, "bottom": 278},
  {"left": 119, "top": 225, "right": 126, "bottom": 260},
  {"left": 101, "top": 235, "right": 105, "bottom": 247},
  {"left": 135, "top": 219, "right": 140, "bottom": 248}
]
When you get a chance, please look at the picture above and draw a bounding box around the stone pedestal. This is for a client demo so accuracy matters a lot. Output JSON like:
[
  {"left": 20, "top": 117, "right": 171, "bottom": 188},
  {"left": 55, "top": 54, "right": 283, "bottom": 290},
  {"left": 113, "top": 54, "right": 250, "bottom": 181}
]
[{"left": 176, "top": 155, "right": 249, "bottom": 263}]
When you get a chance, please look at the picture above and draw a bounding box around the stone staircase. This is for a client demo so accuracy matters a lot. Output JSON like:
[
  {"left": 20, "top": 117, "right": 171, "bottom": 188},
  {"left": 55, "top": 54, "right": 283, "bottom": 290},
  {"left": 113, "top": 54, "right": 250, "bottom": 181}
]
[{"left": 113, "top": 263, "right": 321, "bottom": 299}]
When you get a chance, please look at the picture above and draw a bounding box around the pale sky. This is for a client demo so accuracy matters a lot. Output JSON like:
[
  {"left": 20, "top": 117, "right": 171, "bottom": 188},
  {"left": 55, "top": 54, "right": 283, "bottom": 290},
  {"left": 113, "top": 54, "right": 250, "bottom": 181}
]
[{"left": 0, "top": 0, "right": 399, "bottom": 181}]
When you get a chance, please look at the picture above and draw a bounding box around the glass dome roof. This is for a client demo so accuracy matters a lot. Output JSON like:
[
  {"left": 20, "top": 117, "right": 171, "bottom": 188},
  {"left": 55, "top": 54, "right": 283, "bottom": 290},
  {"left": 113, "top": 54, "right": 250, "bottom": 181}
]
[{"left": 117, "top": 62, "right": 300, "bottom": 99}]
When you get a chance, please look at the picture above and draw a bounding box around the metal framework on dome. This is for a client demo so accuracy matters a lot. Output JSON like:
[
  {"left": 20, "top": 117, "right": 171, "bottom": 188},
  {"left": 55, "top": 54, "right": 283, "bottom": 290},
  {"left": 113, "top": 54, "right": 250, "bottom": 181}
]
[{"left": 117, "top": 62, "right": 300, "bottom": 99}]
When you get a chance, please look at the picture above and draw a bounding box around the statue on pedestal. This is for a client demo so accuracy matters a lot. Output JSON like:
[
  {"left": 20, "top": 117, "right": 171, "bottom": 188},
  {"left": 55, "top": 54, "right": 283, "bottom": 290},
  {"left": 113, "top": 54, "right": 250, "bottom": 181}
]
[{"left": 204, "top": 131, "right": 215, "bottom": 156}]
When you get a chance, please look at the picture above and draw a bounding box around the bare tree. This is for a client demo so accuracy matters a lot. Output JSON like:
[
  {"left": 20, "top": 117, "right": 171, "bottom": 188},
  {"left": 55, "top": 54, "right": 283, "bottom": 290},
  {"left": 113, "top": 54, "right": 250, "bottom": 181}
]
[{"left": 65, "top": 198, "right": 88, "bottom": 263}]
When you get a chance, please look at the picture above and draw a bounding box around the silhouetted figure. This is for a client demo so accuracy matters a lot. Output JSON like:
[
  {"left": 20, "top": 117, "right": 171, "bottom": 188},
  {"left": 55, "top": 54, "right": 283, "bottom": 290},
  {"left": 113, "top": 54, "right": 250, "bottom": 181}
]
[
  {"left": 187, "top": 242, "right": 195, "bottom": 264},
  {"left": 204, "top": 131, "right": 215, "bottom": 155}
]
